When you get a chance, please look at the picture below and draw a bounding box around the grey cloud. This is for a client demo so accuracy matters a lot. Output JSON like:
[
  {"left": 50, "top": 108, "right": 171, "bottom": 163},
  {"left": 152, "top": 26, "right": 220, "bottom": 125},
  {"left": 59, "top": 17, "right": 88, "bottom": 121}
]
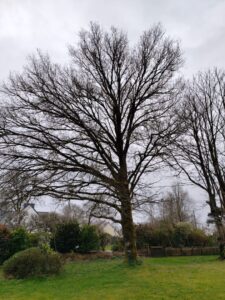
[{"left": 1, "top": 0, "right": 225, "bottom": 79}]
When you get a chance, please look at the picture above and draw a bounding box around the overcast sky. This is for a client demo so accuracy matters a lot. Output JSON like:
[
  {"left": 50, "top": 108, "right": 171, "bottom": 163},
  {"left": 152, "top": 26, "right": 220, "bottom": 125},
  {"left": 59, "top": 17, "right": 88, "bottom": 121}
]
[
  {"left": 1, "top": 0, "right": 225, "bottom": 81},
  {"left": 1, "top": 0, "right": 222, "bottom": 223}
]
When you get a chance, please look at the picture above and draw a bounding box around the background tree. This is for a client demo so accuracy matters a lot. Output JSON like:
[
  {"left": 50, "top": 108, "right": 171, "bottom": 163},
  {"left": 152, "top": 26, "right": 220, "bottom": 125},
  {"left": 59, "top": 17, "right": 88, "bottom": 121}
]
[
  {"left": 62, "top": 203, "right": 88, "bottom": 224},
  {"left": 172, "top": 69, "right": 225, "bottom": 258},
  {"left": 28, "top": 204, "right": 88, "bottom": 232},
  {"left": 0, "top": 169, "right": 38, "bottom": 227},
  {"left": 0, "top": 23, "right": 182, "bottom": 263},
  {"left": 160, "top": 182, "right": 195, "bottom": 226},
  {"left": 28, "top": 212, "right": 63, "bottom": 233}
]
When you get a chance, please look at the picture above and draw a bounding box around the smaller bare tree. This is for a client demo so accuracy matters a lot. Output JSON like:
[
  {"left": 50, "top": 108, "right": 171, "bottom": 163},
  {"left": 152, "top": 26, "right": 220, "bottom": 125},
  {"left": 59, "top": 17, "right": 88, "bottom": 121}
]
[
  {"left": 28, "top": 212, "right": 62, "bottom": 233},
  {"left": 0, "top": 169, "right": 37, "bottom": 226},
  {"left": 172, "top": 69, "right": 225, "bottom": 258},
  {"left": 160, "top": 183, "right": 192, "bottom": 226},
  {"left": 62, "top": 203, "right": 88, "bottom": 224}
]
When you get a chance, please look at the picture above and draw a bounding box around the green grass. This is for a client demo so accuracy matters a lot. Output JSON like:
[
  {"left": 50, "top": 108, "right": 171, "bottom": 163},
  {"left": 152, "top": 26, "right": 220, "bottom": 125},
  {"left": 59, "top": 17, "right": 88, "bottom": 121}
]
[{"left": 0, "top": 256, "right": 225, "bottom": 299}]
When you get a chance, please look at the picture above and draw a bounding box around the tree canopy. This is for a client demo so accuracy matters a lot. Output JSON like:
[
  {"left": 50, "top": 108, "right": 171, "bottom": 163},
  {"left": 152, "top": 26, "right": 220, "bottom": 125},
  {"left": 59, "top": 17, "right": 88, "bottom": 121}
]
[{"left": 0, "top": 23, "right": 182, "bottom": 262}]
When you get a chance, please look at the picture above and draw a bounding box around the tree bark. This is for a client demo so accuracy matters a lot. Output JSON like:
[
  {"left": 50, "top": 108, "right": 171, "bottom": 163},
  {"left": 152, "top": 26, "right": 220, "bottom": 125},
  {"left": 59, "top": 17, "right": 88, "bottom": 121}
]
[
  {"left": 215, "top": 220, "right": 225, "bottom": 260},
  {"left": 120, "top": 196, "right": 138, "bottom": 264},
  {"left": 117, "top": 155, "right": 138, "bottom": 264},
  {"left": 209, "top": 195, "right": 225, "bottom": 259}
]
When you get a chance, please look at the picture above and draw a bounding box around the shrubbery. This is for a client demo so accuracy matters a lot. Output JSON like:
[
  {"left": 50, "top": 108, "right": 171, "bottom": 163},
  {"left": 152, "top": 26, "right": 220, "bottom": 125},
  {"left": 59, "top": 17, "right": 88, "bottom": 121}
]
[
  {"left": 0, "top": 225, "right": 11, "bottom": 264},
  {"left": 173, "top": 222, "right": 193, "bottom": 247},
  {"left": 51, "top": 222, "right": 100, "bottom": 253},
  {"left": 1, "top": 222, "right": 106, "bottom": 263},
  {"left": 0, "top": 219, "right": 215, "bottom": 263},
  {"left": 28, "top": 232, "right": 41, "bottom": 247},
  {"left": 52, "top": 222, "right": 81, "bottom": 253},
  {"left": 0, "top": 225, "right": 52, "bottom": 264},
  {"left": 111, "top": 236, "right": 124, "bottom": 251},
  {"left": 0, "top": 225, "right": 32, "bottom": 264},
  {"left": 79, "top": 225, "right": 100, "bottom": 253},
  {"left": 10, "top": 227, "right": 30, "bottom": 254},
  {"left": 136, "top": 222, "right": 214, "bottom": 248},
  {"left": 98, "top": 232, "right": 112, "bottom": 251},
  {"left": 3, "top": 247, "right": 62, "bottom": 279},
  {"left": 29, "top": 231, "right": 51, "bottom": 248}
]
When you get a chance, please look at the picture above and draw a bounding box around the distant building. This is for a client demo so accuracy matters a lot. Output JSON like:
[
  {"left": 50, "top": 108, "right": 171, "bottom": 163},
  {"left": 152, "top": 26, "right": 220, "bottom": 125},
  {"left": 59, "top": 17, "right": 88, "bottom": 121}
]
[{"left": 0, "top": 203, "right": 49, "bottom": 227}]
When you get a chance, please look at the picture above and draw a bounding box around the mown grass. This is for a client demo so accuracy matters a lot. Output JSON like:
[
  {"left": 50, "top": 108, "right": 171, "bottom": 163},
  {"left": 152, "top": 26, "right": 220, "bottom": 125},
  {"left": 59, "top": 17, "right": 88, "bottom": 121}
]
[{"left": 0, "top": 256, "right": 225, "bottom": 300}]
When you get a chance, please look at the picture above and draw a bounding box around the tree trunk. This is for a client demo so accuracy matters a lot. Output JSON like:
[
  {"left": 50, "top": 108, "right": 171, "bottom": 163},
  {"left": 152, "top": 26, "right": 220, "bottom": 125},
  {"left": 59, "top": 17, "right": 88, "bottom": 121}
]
[
  {"left": 121, "top": 198, "right": 138, "bottom": 264},
  {"left": 117, "top": 155, "right": 138, "bottom": 264},
  {"left": 215, "top": 220, "right": 225, "bottom": 260},
  {"left": 208, "top": 195, "right": 225, "bottom": 259}
]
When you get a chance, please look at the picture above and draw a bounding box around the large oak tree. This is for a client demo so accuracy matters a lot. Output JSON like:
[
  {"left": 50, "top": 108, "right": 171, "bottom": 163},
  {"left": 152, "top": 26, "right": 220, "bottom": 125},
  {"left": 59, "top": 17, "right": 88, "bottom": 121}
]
[{"left": 0, "top": 23, "right": 182, "bottom": 263}]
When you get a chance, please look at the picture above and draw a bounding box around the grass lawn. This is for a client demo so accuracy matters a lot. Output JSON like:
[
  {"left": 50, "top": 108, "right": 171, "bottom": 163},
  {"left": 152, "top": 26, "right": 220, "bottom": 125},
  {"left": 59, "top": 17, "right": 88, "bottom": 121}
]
[{"left": 1, "top": 256, "right": 225, "bottom": 300}]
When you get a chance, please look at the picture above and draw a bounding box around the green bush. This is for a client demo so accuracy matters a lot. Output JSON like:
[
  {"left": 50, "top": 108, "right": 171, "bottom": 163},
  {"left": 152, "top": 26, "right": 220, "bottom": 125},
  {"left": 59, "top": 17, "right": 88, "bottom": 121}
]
[
  {"left": 1, "top": 226, "right": 32, "bottom": 264},
  {"left": 99, "top": 232, "right": 112, "bottom": 251},
  {"left": 10, "top": 227, "right": 30, "bottom": 255},
  {"left": 28, "top": 232, "right": 40, "bottom": 247},
  {"left": 52, "top": 222, "right": 81, "bottom": 253},
  {"left": 206, "top": 233, "right": 218, "bottom": 247},
  {"left": 29, "top": 231, "right": 52, "bottom": 248},
  {"left": 173, "top": 222, "right": 193, "bottom": 247},
  {"left": 188, "top": 228, "right": 208, "bottom": 247},
  {"left": 51, "top": 223, "right": 101, "bottom": 254},
  {"left": 79, "top": 225, "right": 100, "bottom": 253},
  {"left": 135, "top": 223, "right": 174, "bottom": 249},
  {"left": 111, "top": 237, "right": 124, "bottom": 252},
  {"left": 3, "top": 247, "right": 62, "bottom": 279},
  {"left": 1, "top": 226, "right": 52, "bottom": 264},
  {"left": 135, "top": 224, "right": 152, "bottom": 249},
  {"left": 0, "top": 224, "right": 11, "bottom": 264},
  {"left": 135, "top": 221, "right": 214, "bottom": 248}
]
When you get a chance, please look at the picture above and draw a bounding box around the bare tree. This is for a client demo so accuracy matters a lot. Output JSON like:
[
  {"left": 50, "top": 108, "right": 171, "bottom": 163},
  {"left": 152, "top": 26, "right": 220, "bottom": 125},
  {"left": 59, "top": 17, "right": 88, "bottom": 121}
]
[
  {"left": 28, "top": 211, "right": 62, "bottom": 233},
  {"left": 28, "top": 204, "right": 87, "bottom": 232},
  {"left": 0, "top": 169, "right": 37, "bottom": 226},
  {"left": 62, "top": 203, "right": 88, "bottom": 224},
  {"left": 160, "top": 182, "right": 192, "bottom": 225},
  {"left": 0, "top": 23, "right": 182, "bottom": 263},
  {"left": 172, "top": 69, "right": 225, "bottom": 258}
]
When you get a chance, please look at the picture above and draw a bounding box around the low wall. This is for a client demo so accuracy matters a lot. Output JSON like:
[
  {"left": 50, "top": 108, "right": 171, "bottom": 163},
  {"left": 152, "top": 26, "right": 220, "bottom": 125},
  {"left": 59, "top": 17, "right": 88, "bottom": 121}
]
[{"left": 138, "top": 246, "right": 219, "bottom": 257}]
